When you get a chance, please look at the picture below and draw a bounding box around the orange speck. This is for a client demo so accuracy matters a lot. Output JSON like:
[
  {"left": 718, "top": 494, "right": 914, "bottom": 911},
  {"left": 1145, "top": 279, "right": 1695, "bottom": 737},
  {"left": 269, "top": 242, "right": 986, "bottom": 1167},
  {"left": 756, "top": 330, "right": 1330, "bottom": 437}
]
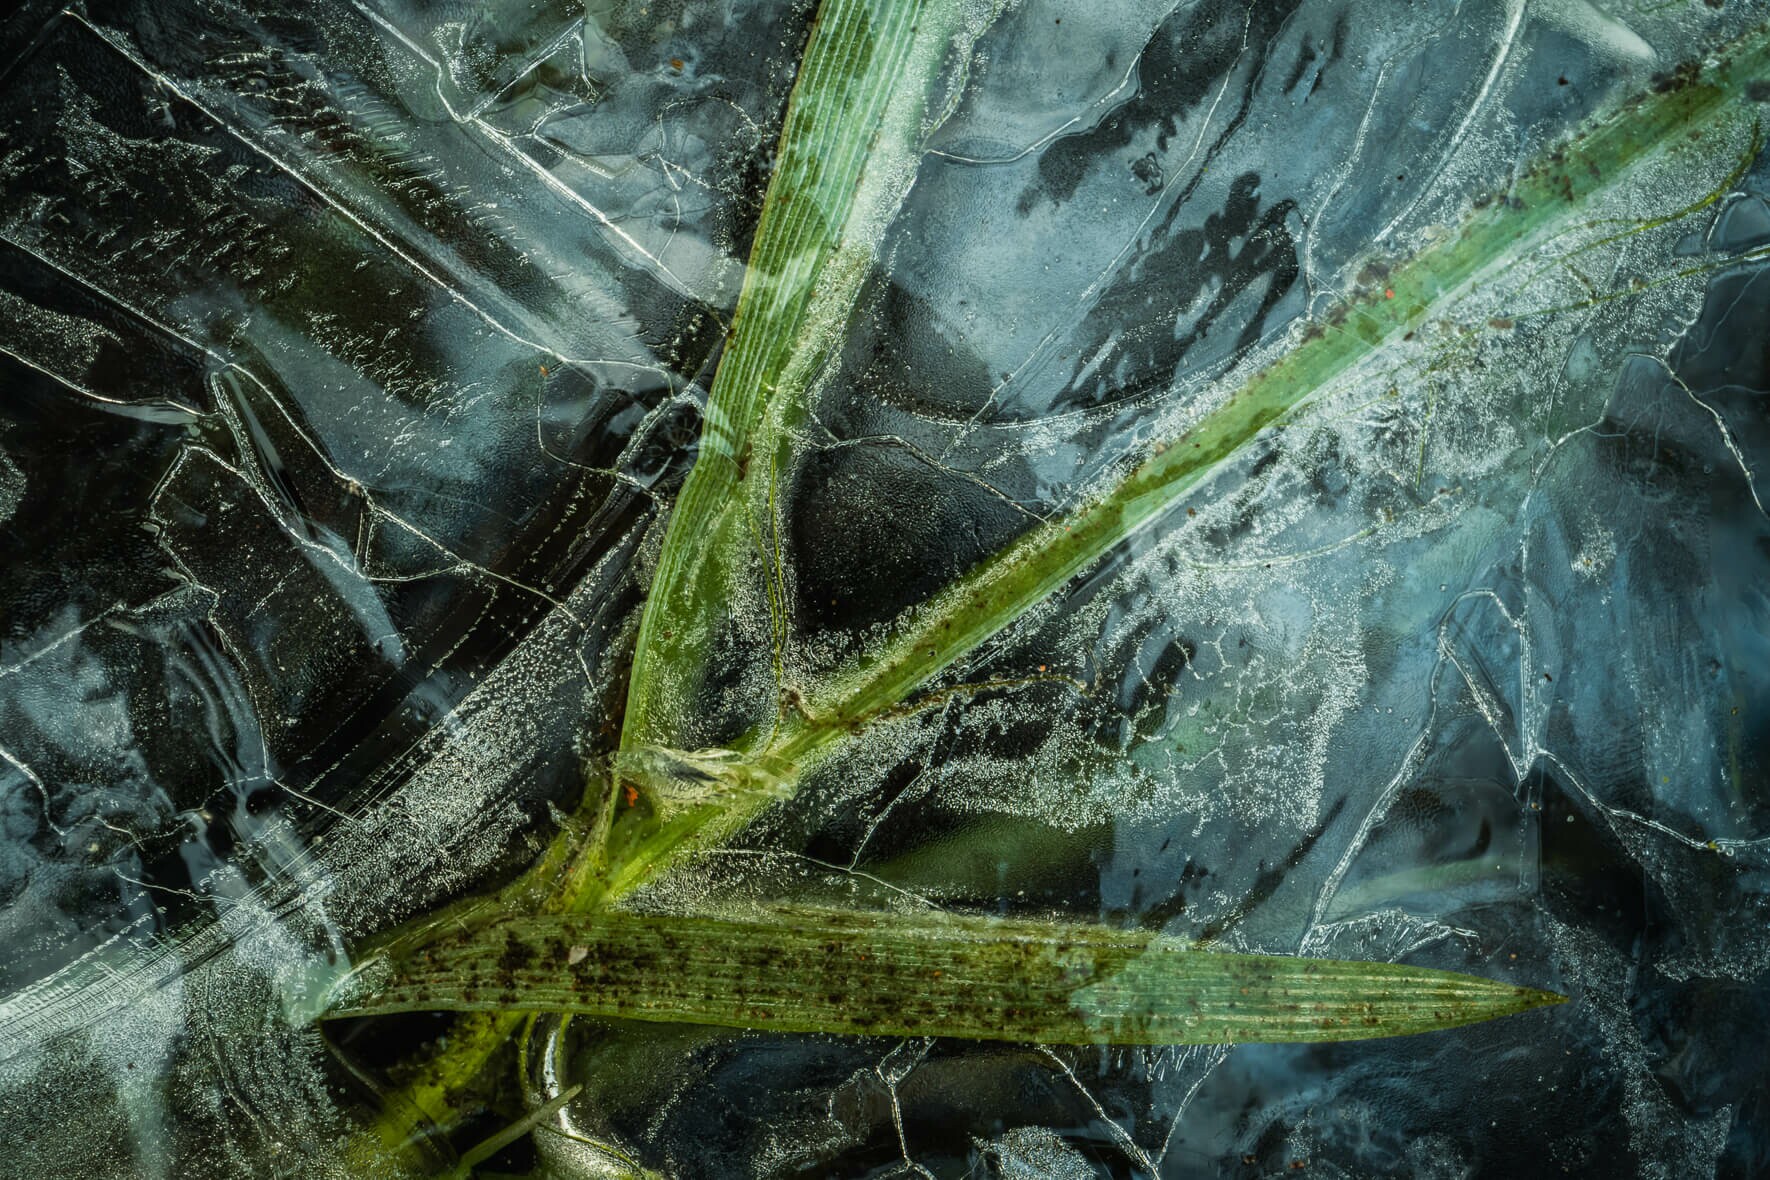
[
  {"left": 622, "top": 784, "right": 638, "bottom": 807},
  {"left": 539, "top": 364, "right": 549, "bottom": 376},
  {"left": 670, "top": 58, "right": 684, "bottom": 70},
  {"left": 1038, "top": 664, "right": 1047, "bottom": 673},
  {"left": 1384, "top": 288, "right": 1395, "bottom": 299}
]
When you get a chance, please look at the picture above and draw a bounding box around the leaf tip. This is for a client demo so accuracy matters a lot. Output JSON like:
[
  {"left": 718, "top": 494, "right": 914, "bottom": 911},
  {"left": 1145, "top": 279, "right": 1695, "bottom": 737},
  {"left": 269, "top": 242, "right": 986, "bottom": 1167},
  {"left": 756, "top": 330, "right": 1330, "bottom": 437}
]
[{"left": 1514, "top": 983, "right": 1570, "bottom": 1012}]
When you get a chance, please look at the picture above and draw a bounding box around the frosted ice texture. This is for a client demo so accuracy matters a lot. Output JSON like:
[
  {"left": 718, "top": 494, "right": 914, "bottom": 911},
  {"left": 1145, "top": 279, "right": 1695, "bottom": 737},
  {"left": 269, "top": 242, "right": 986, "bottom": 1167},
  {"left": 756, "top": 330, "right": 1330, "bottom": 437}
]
[{"left": 0, "top": 0, "right": 1766, "bottom": 1175}]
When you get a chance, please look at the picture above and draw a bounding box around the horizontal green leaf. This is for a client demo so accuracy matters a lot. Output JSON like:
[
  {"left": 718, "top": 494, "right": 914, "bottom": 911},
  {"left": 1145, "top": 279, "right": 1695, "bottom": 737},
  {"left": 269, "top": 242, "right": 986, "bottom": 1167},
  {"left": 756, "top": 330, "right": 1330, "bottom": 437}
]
[{"left": 330, "top": 907, "right": 1563, "bottom": 1045}]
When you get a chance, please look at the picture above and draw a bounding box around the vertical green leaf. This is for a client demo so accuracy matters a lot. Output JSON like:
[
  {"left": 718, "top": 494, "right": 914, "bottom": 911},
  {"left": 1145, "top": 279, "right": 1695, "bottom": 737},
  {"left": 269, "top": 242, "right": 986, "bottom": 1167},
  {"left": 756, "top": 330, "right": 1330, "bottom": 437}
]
[{"left": 620, "top": 0, "right": 1001, "bottom": 759}]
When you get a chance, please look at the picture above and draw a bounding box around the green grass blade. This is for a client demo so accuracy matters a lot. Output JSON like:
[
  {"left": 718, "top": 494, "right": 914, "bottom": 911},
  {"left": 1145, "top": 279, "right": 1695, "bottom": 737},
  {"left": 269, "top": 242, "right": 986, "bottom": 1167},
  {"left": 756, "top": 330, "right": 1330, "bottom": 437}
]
[
  {"left": 331, "top": 908, "right": 1564, "bottom": 1045},
  {"left": 784, "top": 36, "right": 1770, "bottom": 757},
  {"left": 620, "top": 0, "right": 999, "bottom": 756}
]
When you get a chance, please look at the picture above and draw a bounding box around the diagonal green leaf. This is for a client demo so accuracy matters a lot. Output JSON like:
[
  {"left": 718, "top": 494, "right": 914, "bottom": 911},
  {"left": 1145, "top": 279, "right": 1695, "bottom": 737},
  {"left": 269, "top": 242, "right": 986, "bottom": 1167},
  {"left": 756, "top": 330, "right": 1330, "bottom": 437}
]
[
  {"left": 331, "top": 907, "right": 1564, "bottom": 1045},
  {"left": 451, "top": 1085, "right": 581, "bottom": 1177},
  {"left": 597, "top": 19, "right": 1770, "bottom": 898},
  {"left": 781, "top": 30, "right": 1770, "bottom": 760}
]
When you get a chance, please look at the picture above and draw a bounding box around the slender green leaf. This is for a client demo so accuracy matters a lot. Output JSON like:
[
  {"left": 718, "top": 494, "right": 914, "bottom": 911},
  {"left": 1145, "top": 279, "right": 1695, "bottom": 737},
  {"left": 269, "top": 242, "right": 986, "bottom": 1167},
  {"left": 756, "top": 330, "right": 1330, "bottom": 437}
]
[
  {"left": 784, "top": 32, "right": 1770, "bottom": 757},
  {"left": 620, "top": 0, "right": 1002, "bottom": 757},
  {"left": 333, "top": 907, "right": 1563, "bottom": 1045},
  {"left": 598, "top": 21, "right": 1770, "bottom": 896}
]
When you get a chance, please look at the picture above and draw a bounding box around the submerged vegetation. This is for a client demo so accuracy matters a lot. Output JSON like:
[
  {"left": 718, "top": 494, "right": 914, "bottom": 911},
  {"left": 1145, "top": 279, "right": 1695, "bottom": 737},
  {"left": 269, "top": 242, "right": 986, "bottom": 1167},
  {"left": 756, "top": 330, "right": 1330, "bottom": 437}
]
[{"left": 315, "top": 1, "right": 1770, "bottom": 1172}]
